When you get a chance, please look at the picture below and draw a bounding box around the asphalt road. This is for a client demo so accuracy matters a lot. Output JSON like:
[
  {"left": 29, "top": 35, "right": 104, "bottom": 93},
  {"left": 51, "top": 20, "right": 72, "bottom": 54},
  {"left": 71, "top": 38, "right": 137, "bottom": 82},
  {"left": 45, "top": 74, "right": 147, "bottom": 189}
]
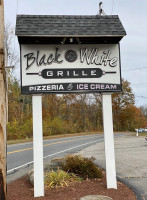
[
  {"left": 7, "top": 133, "right": 126, "bottom": 183},
  {"left": 78, "top": 135, "right": 147, "bottom": 200}
]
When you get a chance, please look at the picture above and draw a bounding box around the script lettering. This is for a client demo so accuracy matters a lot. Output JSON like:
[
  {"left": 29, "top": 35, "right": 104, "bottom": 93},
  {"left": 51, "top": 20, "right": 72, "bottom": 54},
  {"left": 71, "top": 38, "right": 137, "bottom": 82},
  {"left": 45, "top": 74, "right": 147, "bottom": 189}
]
[
  {"left": 80, "top": 48, "right": 118, "bottom": 67},
  {"left": 24, "top": 48, "right": 63, "bottom": 70}
]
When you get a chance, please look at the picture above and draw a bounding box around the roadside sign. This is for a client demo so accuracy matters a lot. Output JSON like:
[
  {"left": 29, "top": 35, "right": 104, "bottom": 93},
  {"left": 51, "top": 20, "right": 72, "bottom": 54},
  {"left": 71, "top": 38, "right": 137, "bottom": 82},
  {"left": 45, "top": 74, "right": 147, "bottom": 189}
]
[
  {"left": 21, "top": 44, "right": 121, "bottom": 94},
  {"left": 16, "top": 13, "right": 126, "bottom": 196}
]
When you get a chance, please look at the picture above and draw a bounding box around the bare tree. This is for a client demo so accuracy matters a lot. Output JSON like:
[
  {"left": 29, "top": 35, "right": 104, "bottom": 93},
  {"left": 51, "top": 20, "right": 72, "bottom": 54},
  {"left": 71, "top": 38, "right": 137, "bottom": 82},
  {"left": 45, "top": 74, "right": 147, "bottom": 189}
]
[
  {"left": 140, "top": 105, "right": 147, "bottom": 120},
  {"left": 4, "top": 22, "right": 19, "bottom": 76}
]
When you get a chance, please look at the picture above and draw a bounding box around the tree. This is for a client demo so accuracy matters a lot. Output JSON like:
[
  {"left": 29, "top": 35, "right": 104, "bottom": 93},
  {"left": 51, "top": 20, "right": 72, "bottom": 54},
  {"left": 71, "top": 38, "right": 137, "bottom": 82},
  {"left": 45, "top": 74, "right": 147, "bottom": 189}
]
[
  {"left": 112, "top": 79, "right": 135, "bottom": 109},
  {"left": 140, "top": 105, "right": 147, "bottom": 126},
  {"left": 140, "top": 105, "right": 147, "bottom": 119},
  {"left": 4, "top": 22, "right": 19, "bottom": 68},
  {"left": 5, "top": 26, "right": 146, "bottom": 138},
  {"left": 112, "top": 79, "right": 146, "bottom": 131}
]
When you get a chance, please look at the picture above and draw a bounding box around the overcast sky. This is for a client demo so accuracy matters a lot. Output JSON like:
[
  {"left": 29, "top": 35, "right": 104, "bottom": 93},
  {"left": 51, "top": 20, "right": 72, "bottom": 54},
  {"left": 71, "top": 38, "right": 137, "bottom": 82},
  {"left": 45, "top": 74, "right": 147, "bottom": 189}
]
[{"left": 4, "top": 0, "right": 147, "bottom": 107}]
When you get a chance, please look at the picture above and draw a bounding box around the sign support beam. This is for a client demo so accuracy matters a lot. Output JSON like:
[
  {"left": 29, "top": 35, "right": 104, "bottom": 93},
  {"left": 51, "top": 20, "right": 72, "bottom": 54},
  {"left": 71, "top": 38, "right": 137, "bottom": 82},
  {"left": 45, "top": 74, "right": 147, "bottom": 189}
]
[
  {"left": 102, "top": 93, "right": 117, "bottom": 189},
  {"left": 32, "top": 95, "right": 44, "bottom": 197}
]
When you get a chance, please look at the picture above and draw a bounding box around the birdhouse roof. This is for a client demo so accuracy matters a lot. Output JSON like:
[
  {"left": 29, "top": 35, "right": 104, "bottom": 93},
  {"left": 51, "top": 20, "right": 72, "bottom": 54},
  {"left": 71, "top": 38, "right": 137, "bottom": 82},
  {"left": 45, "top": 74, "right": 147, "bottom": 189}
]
[{"left": 16, "top": 15, "right": 126, "bottom": 44}]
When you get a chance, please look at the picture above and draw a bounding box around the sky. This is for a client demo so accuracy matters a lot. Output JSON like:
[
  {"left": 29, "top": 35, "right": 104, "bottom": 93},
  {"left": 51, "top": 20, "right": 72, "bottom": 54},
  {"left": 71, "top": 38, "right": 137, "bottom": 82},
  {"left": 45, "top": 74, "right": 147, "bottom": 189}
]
[{"left": 4, "top": 0, "right": 147, "bottom": 107}]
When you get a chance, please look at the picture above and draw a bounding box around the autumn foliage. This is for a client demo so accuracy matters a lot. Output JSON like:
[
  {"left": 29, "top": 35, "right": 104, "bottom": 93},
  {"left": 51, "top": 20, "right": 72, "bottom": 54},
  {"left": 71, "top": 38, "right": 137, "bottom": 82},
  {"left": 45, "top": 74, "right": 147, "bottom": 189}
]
[{"left": 7, "top": 76, "right": 146, "bottom": 140}]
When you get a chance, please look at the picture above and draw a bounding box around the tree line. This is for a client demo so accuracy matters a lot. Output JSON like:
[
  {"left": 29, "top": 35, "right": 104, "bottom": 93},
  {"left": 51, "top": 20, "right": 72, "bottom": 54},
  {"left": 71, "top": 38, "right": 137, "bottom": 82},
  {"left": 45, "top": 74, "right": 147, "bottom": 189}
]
[
  {"left": 7, "top": 74, "right": 146, "bottom": 140},
  {"left": 5, "top": 23, "right": 147, "bottom": 140}
]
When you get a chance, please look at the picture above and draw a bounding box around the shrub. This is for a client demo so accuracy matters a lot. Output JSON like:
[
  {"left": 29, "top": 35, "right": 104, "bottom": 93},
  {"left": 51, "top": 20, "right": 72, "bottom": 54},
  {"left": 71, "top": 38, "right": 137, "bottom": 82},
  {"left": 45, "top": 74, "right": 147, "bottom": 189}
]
[
  {"left": 72, "top": 123, "right": 83, "bottom": 133},
  {"left": 49, "top": 118, "right": 79, "bottom": 135},
  {"left": 50, "top": 118, "right": 66, "bottom": 135},
  {"left": 44, "top": 168, "right": 82, "bottom": 189},
  {"left": 20, "top": 118, "right": 33, "bottom": 138},
  {"left": 7, "top": 120, "right": 20, "bottom": 140},
  {"left": 43, "top": 118, "right": 52, "bottom": 136},
  {"left": 61, "top": 155, "right": 103, "bottom": 179},
  {"left": 7, "top": 118, "right": 33, "bottom": 140}
]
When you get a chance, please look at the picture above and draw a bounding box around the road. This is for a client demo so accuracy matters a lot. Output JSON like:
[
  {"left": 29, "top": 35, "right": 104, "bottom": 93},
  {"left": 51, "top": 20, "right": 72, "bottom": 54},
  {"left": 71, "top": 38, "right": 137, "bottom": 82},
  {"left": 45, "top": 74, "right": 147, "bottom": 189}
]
[
  {"left": 78, "top": 135, "right": 147, "bottom": 200},
  {"left": 7, "top": 133, "right": 126, "bottom": 183}
]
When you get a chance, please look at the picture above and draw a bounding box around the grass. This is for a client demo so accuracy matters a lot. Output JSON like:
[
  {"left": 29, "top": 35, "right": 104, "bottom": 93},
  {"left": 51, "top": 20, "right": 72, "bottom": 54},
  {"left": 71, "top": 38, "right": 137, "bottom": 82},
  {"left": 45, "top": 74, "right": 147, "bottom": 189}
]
[
  {"left": 7, "top": 131, "right": 101, "bottom": 145},
  {"left": 44, "top": 168, "right": 82, "bottom": 189},
  {"left": 7, "top": 131, "right": 133, "bottom": 145},
  {"left": 132, "top": 132, "right": 147, "bottom": 136}
]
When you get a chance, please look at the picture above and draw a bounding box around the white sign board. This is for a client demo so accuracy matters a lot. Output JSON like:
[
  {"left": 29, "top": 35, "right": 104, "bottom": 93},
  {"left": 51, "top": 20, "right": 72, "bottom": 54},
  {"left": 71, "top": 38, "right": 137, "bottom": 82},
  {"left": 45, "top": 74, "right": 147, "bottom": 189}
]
[{"left": 20, "top": 44, "right": 121, "bottom": 94}]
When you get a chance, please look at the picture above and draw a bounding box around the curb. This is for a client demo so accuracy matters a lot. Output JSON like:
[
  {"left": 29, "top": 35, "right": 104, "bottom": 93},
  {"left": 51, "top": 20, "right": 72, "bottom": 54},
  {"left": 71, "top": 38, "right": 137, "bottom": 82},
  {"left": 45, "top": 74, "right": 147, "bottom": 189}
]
[
  {"left": 117, "top": 176, "right": 144, "bottom": 200},
  {"left": 94, "top": 163, "right": 143, "bottom": 200}
]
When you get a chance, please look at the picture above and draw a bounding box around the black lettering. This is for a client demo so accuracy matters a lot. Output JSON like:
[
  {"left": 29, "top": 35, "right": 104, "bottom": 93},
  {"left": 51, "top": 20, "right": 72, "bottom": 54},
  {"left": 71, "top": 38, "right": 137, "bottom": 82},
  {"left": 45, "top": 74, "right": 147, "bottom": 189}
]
[
  {"left": 39, "top": 54, "right": 47, "bottom": 66},
  {"left": 54, "top": 48, "right": 63, "bottom": 64},
  {"left": 24, "top": 53, "right": 35, "bottom": 70},
  {"left": 47, "top": 54, "right": 54, "bottom": 64},
  {"left": 36, "top": 50, "right": 40, "bottom": 66}
]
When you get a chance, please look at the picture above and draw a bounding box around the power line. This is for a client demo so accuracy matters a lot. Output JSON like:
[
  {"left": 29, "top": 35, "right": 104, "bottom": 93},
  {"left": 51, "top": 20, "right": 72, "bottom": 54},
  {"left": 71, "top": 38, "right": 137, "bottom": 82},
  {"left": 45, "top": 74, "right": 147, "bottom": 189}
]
[
  {"left": 132, "top": 83, "right": 147, "bottom": 86},
  {"left": 122, "top": 67, "right": 147, "bottom": 71},
  {"left": 135, "top": 95, "right": 147, "bottom": 99}
]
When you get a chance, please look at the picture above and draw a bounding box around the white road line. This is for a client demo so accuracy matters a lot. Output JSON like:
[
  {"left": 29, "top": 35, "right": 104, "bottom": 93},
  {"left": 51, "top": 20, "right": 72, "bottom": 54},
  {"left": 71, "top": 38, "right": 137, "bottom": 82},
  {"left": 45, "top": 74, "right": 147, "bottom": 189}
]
[
  {"left": 7, "top": 139, "right": 103, "bottom": 175},
  {"left": 43, "top": 139, "right": 103, "bottom": 159},
  {"left": 7, "top": 161, "right": 33, "bottom": 174}
]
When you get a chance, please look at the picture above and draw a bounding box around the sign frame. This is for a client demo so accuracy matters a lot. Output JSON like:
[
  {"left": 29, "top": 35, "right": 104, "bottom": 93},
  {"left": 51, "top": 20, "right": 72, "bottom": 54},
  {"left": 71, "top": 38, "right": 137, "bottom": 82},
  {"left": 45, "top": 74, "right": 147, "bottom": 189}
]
[{"left": 20, "top": 43, "right": 122, "bottom": 95}]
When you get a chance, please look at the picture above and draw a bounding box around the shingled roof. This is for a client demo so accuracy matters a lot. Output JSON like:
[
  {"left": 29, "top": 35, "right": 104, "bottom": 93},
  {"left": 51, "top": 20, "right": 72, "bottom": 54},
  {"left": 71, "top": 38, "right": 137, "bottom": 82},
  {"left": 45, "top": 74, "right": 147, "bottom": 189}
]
[{"left": 16, "top": 15, "right": 126, "bottom": 44}]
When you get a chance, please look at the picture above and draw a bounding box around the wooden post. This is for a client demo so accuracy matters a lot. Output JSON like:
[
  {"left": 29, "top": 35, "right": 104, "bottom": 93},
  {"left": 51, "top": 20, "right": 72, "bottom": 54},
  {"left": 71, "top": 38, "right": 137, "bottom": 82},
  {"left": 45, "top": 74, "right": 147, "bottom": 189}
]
[
  {"left": 102, "top": 93, "right": 117, "bottom": 189},
  {"left": 0, "top": 0, "right": 7, "bottom": 199}
]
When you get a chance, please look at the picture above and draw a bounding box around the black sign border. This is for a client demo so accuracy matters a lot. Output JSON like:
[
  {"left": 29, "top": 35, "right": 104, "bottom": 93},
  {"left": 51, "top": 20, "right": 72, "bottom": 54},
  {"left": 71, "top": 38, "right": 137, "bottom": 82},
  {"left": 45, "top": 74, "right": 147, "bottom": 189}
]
[
  {"left": 21, "top": 82, "right": 122, "bottom": 95},
  {"left": 20, "top": 44, "right": 122, "bottom": 95}
]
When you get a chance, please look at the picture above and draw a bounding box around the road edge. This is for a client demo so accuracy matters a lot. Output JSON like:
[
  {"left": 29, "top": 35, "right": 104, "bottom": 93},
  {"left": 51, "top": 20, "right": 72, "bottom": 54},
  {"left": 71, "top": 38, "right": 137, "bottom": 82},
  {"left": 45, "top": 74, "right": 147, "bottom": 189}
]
[{"left": 117, "top": 176, "right": 143, "bottom": 200}]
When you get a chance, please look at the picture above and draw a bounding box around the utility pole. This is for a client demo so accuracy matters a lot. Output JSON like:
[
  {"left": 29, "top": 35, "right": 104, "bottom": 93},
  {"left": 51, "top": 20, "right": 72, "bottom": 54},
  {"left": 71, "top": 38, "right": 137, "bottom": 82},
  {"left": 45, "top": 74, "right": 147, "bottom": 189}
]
[{"left": 0, "top": 0, "right": 7, "bottom": 199}]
